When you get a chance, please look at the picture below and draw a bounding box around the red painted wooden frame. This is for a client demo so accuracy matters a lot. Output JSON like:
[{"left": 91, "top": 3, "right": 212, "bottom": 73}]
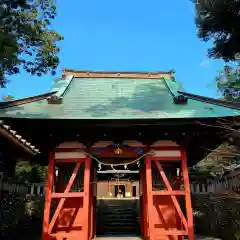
[
  {"left": 42, "top": 153, "right": 92, "bottom": 240},
  {"left": 141, "top": 148, "right": 194, "bottom": 240},
  {"left": 43, "top": 144, "right": 193, "bottom": 240}
]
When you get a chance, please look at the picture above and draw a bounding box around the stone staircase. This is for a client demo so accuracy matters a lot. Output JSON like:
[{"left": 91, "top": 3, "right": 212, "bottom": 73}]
[{"left": 96, "top": 199, "right": 140, "bottom": 236}]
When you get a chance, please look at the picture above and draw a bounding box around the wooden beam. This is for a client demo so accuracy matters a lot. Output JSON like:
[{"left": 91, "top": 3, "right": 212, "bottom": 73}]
[
  {"left": 48, "top": 161, "right": 82, "bottom": 234},
  {"left": 154, "top": 160, "right": 188, "bottom": 231},
  {"left": 181, "top": 149, "right": 194, "bottom": 240},
  {"left": 83, "top": 156, "right": 91, "bottom": 240},
  {"left": 42, "top": 152, "right": 55, "bottom": 240},
  {"left": 145, "top": 154, "right": 155, "bottom": 240}
]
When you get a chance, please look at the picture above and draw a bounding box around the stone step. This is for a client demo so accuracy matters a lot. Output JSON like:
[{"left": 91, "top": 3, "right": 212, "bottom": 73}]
[
  {"left": 97, "top": 220, "right": 138, "bottom": 225},
  {"left": 96, "top": 200, "right": 140, "bottom": 235},
  {"left": 97, "top": 230, "right": 141, "bottom": 234},
  {"left": 97, "top": 210, "right": 138, "bottom": 213},
  {"left": 97, "top": 206, "right": 136, "bottom": 210},
  {"left": 97, "top": 212, "right": 138, "bottom": 216},
  {"left": 98, "top": 216, "right": 138, "bottom": 220}
]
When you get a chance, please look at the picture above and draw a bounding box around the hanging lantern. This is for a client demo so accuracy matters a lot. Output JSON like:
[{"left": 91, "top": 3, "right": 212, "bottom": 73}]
[{"left": 114, "top": 147, "right": 123, "bottom": 155}]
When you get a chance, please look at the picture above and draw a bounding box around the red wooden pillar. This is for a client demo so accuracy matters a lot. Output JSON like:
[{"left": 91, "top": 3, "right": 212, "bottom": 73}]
[
  {"left": 175, "top": 169, "right": 184, "bottom": 240},
  {"left": 141, "top": 158, "right": 149, "bottom": 239},
  {"left": 140, "top": 164, "right": 147, "bottom": 238},
  {"left": 91, "top": 166, "right": 97, "bottom": 239},
  {"left": 145, "top": 154, "right": 154, "bottom": 240},
  {"left": 139, "top": 166, "right": 143, "bottom": 237},
  {"left": 42, "top": 152, "right": 55, "bottom": 240},
  {"left": 83, "top": 156, "right": 91, "bottom": 240},
  {"left": 181, "top": 149, "right": 194, "bottom": 240}
]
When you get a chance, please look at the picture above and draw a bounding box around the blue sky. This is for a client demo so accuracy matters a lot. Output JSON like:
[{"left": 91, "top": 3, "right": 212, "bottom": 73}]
[{"left": 0, "top": 0, "right": 227, "bottom": 100}]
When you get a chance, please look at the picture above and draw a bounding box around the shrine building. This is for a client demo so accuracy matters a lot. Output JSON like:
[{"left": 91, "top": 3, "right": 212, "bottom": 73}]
[{"left": 0, "top": 69, "right": 240, "bottom": 240}]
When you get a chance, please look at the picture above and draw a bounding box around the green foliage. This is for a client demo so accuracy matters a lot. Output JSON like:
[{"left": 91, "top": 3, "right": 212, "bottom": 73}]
[
  {"left": 215, "top": 65, "right": 240, "bottom": 101},
  {"left": 3, "top": 95, "right": 15, "bottom": 101},
  {"left": 189, "top": 166, "right": 216, "bottom": 183},
  {"left": 0, "top": 0, "right": 63, "bottom": 87},
  {"left": 1, "top": 192, "right": 43, "bottom": 240},
  {"left": 193, "top": 0, "right": 240, "bottom": 61},
  {"left": 192, "top": 196, "right": 240, "bottom": 240},
  {"left": 15, "top": 160, "right": 47, "bottom": 183}
]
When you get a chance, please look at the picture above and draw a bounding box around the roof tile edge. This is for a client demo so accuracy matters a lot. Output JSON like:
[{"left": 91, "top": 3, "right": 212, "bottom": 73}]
[
  {"left": 179, "top": 91, "right": 240, "bottom": 110},
  {"left": 47, "top": 75, "right": 74, "bottom": 104},
  {"left": 0, "top": 92, "right": 56, "bottom": 109},
  {"left": 0, "top": 120, "right": 40, "bottom": 155},
  {"left": 62, "top": 69, "right": 173, "bottom": 79},
  {"left": 163, "top": 76, "right": 188, "bottom": 105}
]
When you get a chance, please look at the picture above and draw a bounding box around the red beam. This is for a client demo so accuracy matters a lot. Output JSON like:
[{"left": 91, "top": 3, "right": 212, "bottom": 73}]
[
  {"left": 151, "top": 157, "right": 182, "bottom": 161},
  {"left": 83, "top": 156, "right": 91, "bottom": 240},
  {"left": 181, "top": 149, "right": 194, "bottom": 240},
  {"left": 55, "top": 146, "right": 180, "bottom": 152},
  {"left": 55, "top": 158, "right": 84, "bottom": 163},
  {"left": 152, "top": 190, "right": 185, "bottom": 196},
  {"left": 55, "top": 148, "right": 86, "bottom": 152},
  {"left": 151, "top": 146, "right": 180, "bottom": 150},
  {"left": 155, "top": 230, "right": 188, "bottom": 236},
  {"left": 42, "top": 152, "right": 55, "bottom": 240},
  {"left": 51, "top": 192, "right": 84, "bottom": 198},
  {"left": 145, "top": 154, "right": 155, "bottom": 240}
]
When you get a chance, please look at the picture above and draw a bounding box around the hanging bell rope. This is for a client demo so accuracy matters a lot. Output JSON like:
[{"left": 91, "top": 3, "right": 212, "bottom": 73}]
[{"left": 82, "top": 150, "right": 152, "bottom": 168}]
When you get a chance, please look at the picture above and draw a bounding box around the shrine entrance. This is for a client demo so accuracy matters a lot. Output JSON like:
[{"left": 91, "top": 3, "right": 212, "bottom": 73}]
[
  {"left": 96, "top": 169, "right": 141, "bottom": 236},
  {"left": 42, "top": 141, "right": 194, "bottom": 240}
]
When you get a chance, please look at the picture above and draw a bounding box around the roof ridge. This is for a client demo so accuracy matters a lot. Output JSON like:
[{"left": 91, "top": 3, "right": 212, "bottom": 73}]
[
  {"left": 179, "top": 91, "right": 240, "bottom": 110},
  {"left": 62, "top": 69, "right": 173, "bottom": 79},
  {"left": 63, "top": 68, "right": 173, "bottom": 74}
]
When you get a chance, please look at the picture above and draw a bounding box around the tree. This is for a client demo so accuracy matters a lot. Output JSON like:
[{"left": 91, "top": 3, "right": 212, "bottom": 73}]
[
  {"left": 15, "top": 160, "right": 47, "bottom": 183},
  {"left": 3, "top": 95, "right": 15, "bottom": 101},
  {"left": 216, "top": 64, "right": 240, "bottom": 101},
  {"left": 0, "top": 0, "right": 63, "bottom": 87},
  {"left": 193, "top": 0, "right": 240, "bottom": 61},
  {"left": 194, "top": 118, "right": 240, "bottom": 179}
]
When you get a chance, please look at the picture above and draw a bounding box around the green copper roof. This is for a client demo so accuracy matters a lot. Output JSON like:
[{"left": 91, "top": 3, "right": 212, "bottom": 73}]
[{"left": 0, "top": 76, "right": 240, "bottom": 119}]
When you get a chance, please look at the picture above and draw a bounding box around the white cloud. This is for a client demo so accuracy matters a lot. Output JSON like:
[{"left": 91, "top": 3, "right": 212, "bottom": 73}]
[{"left": 200, "top": 59, "right": 211, "bottom": 68}]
